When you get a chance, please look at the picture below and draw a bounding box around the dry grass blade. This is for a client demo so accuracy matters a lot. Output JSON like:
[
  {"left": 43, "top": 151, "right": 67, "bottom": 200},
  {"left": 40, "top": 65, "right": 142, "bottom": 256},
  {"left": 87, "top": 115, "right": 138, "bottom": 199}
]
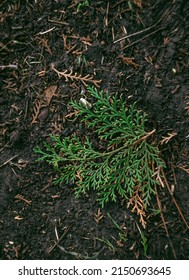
[
  {"left": 51, "top": 63, "right": 102, "bottom": 88},
  {"left": 185, "top": 101, "right": 189, "bottom": 115},
  {"left": 154, "top": 184, "right": 177, "bottom": 259},
  {"left": 160, "top": 168, "right": 189, "bottom": 230},
  {"left": 48, "top": 226, "right": 71, "bottom": 254}
]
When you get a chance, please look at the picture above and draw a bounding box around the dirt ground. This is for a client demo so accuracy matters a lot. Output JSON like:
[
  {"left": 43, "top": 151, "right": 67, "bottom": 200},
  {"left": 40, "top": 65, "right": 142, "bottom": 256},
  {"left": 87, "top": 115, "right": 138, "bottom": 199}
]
[{"left": 0, "top": 0, "right": 189, "bottom": 260}]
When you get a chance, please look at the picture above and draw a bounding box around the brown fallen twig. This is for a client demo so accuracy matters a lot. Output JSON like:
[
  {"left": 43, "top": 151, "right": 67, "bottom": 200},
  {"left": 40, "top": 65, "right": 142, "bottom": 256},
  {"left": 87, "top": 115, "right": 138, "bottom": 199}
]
[{"left": 15, "top": 194, "right": 32, "bottom": 205}]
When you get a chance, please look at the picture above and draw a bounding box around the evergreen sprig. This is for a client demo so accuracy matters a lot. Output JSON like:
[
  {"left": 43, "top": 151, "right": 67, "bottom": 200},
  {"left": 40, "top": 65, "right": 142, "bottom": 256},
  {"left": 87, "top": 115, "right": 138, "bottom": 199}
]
[{"left": 34, "top": 86, "right": 164, "bottom": 218}]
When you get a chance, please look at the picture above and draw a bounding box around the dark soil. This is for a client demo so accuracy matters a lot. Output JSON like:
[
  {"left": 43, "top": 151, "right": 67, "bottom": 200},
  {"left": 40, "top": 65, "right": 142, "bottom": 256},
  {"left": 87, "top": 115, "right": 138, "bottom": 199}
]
[{"left": 0, "top": 0, "right": 189, "bottom": 260}]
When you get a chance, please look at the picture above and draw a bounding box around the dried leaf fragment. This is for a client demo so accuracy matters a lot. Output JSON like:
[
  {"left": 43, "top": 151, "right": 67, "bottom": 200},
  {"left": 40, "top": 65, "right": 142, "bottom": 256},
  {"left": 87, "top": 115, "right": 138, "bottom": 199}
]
[
  {"left": 127, "top": 185, "right": 146, "bottom": 228},
  {"left": 31, "top": 100, "right": 43, "bottom": 124},
  {"left": 160, "top": 132, "right": 177, "bottom": 145},
  {"left": 94, "top": 208, "right": 103, "bottom": 224},
  {"left": 119, "top": 56, "right": 140, "bottom": 69},
  {"left": 38, "top": 38, "right": 52, "bottom": 55},
  {"left": 44, "top": 85, "right": 58, "bottom": 105},
  {"left": 132, "top": 0, "right": 142, "bottom": 8},
  {"left": 15, "top": 216, "right": 23, "bottom": 220},
  {"left": 178, "top": 165, "right": 189, "bottom": 174},
  {"left": 51, "top": 63, "right": 102, "bottom": 88}
]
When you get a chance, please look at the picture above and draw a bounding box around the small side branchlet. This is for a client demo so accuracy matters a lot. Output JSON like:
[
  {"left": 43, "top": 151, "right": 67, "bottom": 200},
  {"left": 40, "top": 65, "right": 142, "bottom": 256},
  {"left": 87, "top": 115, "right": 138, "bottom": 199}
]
[
  {"left": 34, "top": 86, "right": 165, "bottom": 227},
  {"left": 77, "top": 0, "right": 90, "bottom": 12}
]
